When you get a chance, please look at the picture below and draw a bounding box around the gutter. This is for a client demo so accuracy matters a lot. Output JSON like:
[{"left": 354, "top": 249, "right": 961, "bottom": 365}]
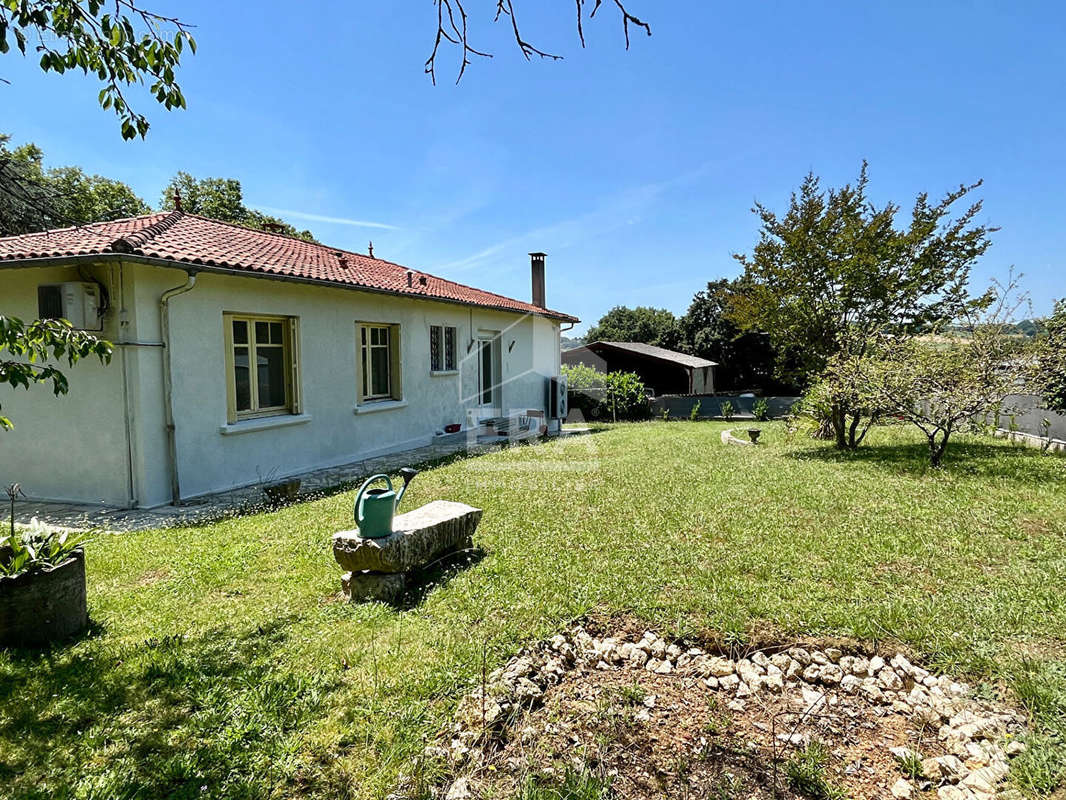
[{"left": 160, "top": 269, "right": 199, "bottom": 505}]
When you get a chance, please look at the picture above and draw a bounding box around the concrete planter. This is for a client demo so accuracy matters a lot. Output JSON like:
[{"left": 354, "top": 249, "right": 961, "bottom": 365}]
[{"left": 0, "top": 549, "right": 88, "bottom": 647}]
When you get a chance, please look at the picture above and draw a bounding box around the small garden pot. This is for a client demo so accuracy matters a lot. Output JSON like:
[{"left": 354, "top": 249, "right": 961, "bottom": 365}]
[
  {"left": 0, "top": 548, "right": 87, "bottom": 647},
  {"left": 263, "top": 478, "right": 301, "bottom": 505},
  {"left": 444, "top": 423, "right": 461, "bottom": 434},
  {"left": 747, "top": 428, "right": 762, "bottom": 444}
]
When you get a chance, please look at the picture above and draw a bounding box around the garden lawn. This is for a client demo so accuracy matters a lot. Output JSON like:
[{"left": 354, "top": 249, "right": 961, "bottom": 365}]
[{"left": 1, "top": 422, "right": 1065, "bottom": 799}]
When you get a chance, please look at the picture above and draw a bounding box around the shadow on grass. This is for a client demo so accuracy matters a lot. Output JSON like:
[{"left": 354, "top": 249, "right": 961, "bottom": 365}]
[
  {"left": 785, "top": 438, "right": 1061, "bottom": 481},
  {"left": 396, "top": 547, "right": 487, "bottom": 611},
  {"left": 0, "top": 615, "right": 336, "bottom": 799}
]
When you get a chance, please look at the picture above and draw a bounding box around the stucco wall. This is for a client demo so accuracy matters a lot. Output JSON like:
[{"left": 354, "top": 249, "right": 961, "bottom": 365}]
[
  {"left": 0, "top": 264, "right": 132, "bottom": 506},
  {"left": 138, "top": 265, "right": 562, "bottom": 502},
  {"left": 2, "top": 261, "right": 563, "bottom": 507}
]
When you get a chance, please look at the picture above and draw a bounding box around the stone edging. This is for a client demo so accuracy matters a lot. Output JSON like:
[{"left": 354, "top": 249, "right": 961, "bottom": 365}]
[{"left": 412, "top": 624, "right": 1030, "bottom": 800}]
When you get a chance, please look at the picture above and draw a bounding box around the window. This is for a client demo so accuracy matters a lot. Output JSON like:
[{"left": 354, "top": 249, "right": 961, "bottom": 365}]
[
  {"left": 358, "top": 323, "right": 402, "bottom": 402},
  {"left": 430, "top": 324, "right": 457, "bottom": 373},
  {"left": 224, "top": 314, "right": 299, "bottom": 422}
]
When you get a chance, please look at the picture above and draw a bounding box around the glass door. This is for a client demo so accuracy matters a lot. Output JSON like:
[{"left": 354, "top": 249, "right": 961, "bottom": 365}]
[{"left": 477, "top": 337, "right": 494, "bottom": 407}]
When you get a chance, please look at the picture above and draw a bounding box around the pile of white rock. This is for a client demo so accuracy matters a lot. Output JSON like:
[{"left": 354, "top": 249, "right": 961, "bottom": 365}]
[{"left": 426, "top": 626, "right": 1030, "bottom": 800}]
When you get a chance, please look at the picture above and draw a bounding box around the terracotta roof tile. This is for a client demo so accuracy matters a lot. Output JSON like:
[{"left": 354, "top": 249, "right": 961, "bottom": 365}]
[{"left": 0, "top": 212, "right": 578, "bottom": 322}]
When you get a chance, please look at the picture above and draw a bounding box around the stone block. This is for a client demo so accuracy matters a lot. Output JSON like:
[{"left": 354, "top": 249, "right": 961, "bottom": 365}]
[
  {"left": 333, "top": 500, "right": 482, "bottom": 574},
  {"left": 342, "top": 571, "right": 406, "bottom": 604}
]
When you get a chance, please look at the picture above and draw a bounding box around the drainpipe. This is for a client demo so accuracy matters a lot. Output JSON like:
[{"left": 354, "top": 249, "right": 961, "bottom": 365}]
[{"left": 160, "top": 271, "right": 197, "bottom": 505}]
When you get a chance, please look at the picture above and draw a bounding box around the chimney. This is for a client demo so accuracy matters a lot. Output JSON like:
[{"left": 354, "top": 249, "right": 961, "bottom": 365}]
[{"left": 530, "top": 252, "right": 546, "bottom": 308}]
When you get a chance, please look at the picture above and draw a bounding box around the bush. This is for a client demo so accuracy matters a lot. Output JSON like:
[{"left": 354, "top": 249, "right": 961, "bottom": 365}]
[
  {"left": 603, "top": 371, "right": 651, "bottom": 421},
  {"left": 566, "top": 370, "right": 650, "bottom": 422},
  {"left": 689, "top": 400, "right": 702, "bottom": 421},
  {"left": 719, "top": 400, "right": 735, "bottom": 421},
  {"left": 752, "top": 398, "right": 769, "bottom": 421},
  {"left": 561, "top": 363, "right": 606, "bottom": 391}
]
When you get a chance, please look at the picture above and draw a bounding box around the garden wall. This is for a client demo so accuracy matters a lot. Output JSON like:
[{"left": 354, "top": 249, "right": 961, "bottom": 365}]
[
  {"left": 994, "top": 393, "right": 1066, "bottom": 442},
  {"left": 651, "top": 394, "right": 800, "bottom": 419}
]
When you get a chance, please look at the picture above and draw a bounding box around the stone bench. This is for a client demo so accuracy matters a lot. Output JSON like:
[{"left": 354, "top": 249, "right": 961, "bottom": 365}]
[{"left": 332, "top": 500, "right": 482, "bottom": 603}]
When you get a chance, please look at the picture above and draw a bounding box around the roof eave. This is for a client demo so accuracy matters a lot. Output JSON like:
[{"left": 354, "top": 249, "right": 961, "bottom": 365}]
[{"left": 0, "top": 253, "right": 580, "bottom": 323}]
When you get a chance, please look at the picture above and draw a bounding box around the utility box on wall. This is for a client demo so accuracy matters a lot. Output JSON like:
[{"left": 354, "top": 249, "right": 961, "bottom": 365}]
[
  {"left": 37, "top": 282, "right": 103, "bottom": 331},
  {"left": 548, "top": 375, "right": 568, "bottom": 420}
]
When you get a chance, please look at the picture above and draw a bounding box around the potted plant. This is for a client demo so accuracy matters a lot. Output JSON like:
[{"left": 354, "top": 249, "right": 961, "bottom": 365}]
[{"left": 1, "top": 515, "right": 88, "bottom": 647}]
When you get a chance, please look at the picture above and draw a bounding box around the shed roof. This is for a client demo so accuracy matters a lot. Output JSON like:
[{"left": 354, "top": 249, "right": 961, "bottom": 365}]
[{"left": 589, "top": 341, "right": 717, "bottom": 369}]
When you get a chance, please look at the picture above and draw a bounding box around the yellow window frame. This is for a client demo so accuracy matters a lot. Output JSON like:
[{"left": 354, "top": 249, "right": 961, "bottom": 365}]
[{"left": 223, "top": 313, "right": 301, "bottom": 424}]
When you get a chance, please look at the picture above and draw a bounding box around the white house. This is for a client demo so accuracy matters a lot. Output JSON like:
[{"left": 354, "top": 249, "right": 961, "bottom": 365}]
[{"left": 0, "top": 212, "right": 577, "bottom": 508}]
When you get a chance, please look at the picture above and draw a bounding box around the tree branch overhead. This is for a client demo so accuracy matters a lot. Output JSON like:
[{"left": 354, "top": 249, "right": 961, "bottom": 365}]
[{"left": 426, "top": 0, "right": 650, "bottom": 85}]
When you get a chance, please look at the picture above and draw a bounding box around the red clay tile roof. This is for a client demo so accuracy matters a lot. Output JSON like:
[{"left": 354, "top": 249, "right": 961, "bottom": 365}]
[{"left": 0, "top": 212, "right": 578, "bottom": 322}]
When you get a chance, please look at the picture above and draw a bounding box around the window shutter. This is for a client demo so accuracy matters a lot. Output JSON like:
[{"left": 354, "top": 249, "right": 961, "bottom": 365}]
[
  {"left": 223, "top": 315, "right": 237, "bottom": 424},
  {"left": 288, "top": 317, "right": 301, "bottom": 414},
  {"left": 390, "top": 324, "right": 403, "bottom": 400}
]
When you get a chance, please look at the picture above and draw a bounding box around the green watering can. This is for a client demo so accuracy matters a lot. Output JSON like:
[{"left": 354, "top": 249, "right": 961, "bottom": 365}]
[{"left": 354, "top": 467, "right": 419, "bottom": 539}]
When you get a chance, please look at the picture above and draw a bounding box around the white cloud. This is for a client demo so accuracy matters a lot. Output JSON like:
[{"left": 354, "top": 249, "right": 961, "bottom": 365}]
[
  {"left": 251, "top": 205, "right": 399, "bottom": 230},
  {"left": 432, "top": 160, "right": 720, "bottom": 273}
]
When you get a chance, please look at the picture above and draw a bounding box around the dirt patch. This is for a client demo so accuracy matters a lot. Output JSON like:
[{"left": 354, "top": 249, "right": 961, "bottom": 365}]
[
  {"left": 401, "top": 621, "right": 1032, "bottom": 800},
  {"left": 134, "top": 568, "right": 170, "bottom": 586}
]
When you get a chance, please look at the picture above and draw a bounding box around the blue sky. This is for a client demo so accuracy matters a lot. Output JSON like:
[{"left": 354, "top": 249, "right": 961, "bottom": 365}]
[{"left": 3, "top": 1, "right": 1064, "bottom": 331}]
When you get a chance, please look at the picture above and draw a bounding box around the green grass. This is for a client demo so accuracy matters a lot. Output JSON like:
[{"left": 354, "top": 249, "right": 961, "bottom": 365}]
[
  {"left": 517, "top": 768, "right": 613, "bottom": 800},
  {"left": 783, "top": 742, "right": 847, "bottom": 800},
  {"left": 1, "top": 422, "right": 1065, "bottom": 799}
]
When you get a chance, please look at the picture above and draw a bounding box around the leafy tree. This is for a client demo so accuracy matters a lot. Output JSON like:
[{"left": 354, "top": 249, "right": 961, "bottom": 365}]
[
  {"left": 586, "top": 306, "right": 682, "bottom": 350},
  {"left": 160, "top": 172, "right": 316, "bottom": 242},
  {"left": 1036, "top": 300, "right": 1066, "bottom": 412},
  {"left": 844, "top": 334, "right": 1019, "bottom": 467},
  {"left": 732, "top": 163, "right": 995, "bottom": 449},
  {"left": 0, "top": 0, "right": 195, "bottom": 139},
  {"left": 0, "top": 135, "right": 49, "bottom": 234},
  {"left": 0, "top": 134, "right": 150, "bottom": 234},
  {"left": 3, "top": 2, "right": 649, "bottom": 138},
  {"left": 679, "top": 278, "right": 799, "bottom": 393},
  {"left": 1, "top": 316, "right": 112, "bottom": 431}
]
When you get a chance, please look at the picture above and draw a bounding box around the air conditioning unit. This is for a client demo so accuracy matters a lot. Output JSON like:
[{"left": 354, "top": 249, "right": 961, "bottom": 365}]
[
  {"left": 37, "top": 282, "right": 103, "bottom": 331},
  {"left": 548, "top": 375, "right": 568, "bottom": 420}
]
